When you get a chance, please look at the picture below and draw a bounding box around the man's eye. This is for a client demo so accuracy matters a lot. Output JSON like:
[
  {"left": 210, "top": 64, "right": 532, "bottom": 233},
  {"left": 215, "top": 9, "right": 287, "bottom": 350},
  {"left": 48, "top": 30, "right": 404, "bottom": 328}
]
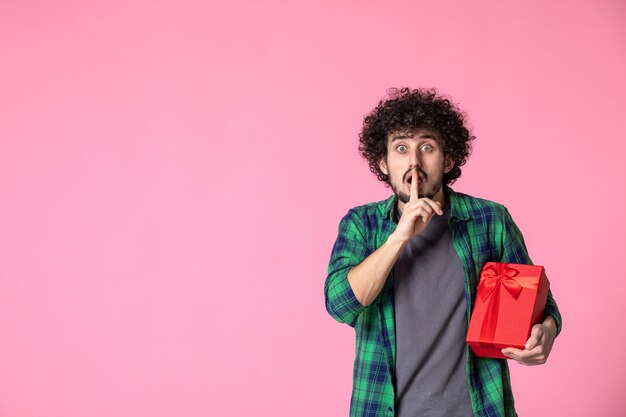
[
  {"left": 422, "top": 144, "right": 434, "bottom": 152},
  {"left": 397, "top": 145, "right": 407, "bottom": 152}
]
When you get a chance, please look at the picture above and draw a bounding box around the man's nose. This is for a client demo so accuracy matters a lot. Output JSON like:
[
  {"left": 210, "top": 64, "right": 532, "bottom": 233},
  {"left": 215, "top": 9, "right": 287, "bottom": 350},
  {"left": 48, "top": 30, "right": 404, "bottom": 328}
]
[{"left": 409, "top": 150, "right": 422, "bottom": 167}]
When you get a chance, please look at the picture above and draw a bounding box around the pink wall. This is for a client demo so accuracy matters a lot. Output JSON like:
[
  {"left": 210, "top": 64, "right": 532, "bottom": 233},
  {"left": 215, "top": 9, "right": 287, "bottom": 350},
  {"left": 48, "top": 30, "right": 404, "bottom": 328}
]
[{"left": 1, "top": 1, "right": 625, "bottom": 416}]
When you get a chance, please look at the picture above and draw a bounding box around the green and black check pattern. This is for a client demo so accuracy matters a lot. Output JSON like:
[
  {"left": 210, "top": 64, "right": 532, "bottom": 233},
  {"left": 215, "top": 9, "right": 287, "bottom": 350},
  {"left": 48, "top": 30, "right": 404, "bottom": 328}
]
[{"left": 325, "top": 185, "right": 562, "bottom": 417}]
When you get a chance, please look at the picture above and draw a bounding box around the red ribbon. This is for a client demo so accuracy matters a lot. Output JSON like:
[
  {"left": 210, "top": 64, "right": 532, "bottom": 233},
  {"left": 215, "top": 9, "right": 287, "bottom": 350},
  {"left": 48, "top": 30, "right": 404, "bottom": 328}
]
[
  {"left": 477, "top": 263, "right": 526, "bottom": 343},
  {"left": 478, "top": 264, "right": 523, "bottom": 301}
]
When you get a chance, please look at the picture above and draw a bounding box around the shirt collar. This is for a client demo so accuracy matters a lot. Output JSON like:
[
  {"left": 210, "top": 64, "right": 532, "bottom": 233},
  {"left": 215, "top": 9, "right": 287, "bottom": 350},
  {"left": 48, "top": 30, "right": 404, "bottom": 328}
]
[{"left": 380, "top": 184, "right": 471, "bottom": 222}]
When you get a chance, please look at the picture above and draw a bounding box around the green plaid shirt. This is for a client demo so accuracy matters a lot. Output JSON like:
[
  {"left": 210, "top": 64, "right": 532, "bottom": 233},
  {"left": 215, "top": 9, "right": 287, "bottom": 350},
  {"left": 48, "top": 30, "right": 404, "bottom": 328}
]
[{"left": 324, "top": 185, "right": 562, "bottom": 417}]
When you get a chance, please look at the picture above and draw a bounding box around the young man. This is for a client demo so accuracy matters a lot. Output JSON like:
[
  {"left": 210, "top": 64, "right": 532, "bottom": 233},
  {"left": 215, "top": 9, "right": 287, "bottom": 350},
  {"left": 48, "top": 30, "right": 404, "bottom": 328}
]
[{"left": 324, "top": 88, "right": 562, "bottom": 417}]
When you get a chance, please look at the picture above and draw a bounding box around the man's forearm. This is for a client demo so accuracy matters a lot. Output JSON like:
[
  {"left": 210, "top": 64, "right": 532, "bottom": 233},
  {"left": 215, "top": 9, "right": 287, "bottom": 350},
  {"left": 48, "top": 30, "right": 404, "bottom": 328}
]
[{"left": 347, "top": 232, "right": 407, "bottom": 306}]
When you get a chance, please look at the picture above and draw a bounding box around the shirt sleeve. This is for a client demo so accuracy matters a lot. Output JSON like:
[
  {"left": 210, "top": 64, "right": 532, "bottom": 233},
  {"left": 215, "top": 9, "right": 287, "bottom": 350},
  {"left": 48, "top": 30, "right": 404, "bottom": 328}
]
[
  {"left": 499, "top": 207, "right": 563, "bottom": 337},
  {"left": 324, "top": 209, "right": 369, "bottom": 327}
]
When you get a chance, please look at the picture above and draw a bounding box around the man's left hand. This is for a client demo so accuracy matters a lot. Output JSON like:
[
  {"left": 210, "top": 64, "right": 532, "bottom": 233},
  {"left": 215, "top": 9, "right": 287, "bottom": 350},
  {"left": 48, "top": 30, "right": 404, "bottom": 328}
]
[{"left": 501, "top": 315, "right": 557, "bottom": 365}]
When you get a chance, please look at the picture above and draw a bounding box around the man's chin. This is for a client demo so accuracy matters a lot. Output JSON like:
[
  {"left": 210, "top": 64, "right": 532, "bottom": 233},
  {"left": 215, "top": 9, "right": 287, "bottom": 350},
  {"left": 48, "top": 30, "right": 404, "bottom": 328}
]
[
  {"left": 395, "top": 186, "right": 439, "bottom": 203},
  {"left": 398, "top": 192, "right": 410, "bottom": 204}
]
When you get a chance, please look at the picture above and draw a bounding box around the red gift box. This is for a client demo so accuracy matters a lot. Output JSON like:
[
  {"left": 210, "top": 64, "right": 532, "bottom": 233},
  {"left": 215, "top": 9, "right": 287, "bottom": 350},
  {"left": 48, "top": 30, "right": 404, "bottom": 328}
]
[{"left": 466, "top": 262, "right": 550, "bottom": 359}]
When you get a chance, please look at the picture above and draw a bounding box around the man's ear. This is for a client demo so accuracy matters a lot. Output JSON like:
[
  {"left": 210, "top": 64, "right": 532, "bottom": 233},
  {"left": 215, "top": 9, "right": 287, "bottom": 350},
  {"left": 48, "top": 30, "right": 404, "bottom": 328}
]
[
  {"left": 444, "top": 156, "right": 455, "bottom": 174},
  {"left": 378, "top": 157, "right": 388, "bottom": 176}
]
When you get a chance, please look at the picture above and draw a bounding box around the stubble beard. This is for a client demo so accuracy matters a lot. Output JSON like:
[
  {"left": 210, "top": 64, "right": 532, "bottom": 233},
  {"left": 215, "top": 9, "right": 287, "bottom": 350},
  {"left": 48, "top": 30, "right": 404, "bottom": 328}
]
[{"left": 392, "top": 175, "right": 443, "bottom": 204}]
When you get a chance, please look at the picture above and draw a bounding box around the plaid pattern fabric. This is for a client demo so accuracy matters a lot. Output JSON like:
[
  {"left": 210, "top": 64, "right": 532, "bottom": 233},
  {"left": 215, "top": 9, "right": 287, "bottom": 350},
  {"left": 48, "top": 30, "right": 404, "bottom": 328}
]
[{"left": 325, "top": 185, "right": 562, "bottom": 417}]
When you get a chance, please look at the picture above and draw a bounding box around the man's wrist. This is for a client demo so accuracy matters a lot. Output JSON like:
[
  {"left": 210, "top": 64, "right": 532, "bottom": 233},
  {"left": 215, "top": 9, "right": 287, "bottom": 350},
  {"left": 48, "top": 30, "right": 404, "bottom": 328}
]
[{"left": 387, "top": 231, "right": 409, "bottom": 247}]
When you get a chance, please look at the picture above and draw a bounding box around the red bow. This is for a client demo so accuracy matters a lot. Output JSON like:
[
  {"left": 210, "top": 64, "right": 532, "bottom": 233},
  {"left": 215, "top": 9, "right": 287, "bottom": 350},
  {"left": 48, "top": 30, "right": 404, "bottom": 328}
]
[
  {"left": 478, "top": 264, "right": 523, "bottom": 302},
  {"left": 477, "top": 263, "right": 523, "bottom": 344}
]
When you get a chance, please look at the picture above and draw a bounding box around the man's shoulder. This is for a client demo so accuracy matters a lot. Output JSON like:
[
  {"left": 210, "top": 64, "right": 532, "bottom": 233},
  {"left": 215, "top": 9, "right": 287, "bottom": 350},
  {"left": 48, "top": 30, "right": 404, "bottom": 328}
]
[
  {"left": 336, "top": 195, "right": 396, "bottom": 234},
  {"left": 344, "top": 195, "right": 395, "bottom": 218},
  {"left": 348, "top": 195, "right": 393, "bottom": 211},
  {"left": 449, "top": 188, "right": 510, "bottom": 219},
  {"left": 454, "top": 189, "right": 505, "bottom": 208}
]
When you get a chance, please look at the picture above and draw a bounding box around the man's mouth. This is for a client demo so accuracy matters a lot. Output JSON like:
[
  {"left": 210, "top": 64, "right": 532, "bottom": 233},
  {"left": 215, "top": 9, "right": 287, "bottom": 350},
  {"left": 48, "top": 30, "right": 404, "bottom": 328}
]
[{"left": 405, "top": 172, "right": 424, "bottom": 185}]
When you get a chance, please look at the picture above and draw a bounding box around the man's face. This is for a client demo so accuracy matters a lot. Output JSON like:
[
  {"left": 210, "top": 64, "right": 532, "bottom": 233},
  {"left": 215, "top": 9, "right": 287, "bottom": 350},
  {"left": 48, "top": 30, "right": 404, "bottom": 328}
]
[{"left": 378, "top": 128, "right": 454, "bottom": 205}]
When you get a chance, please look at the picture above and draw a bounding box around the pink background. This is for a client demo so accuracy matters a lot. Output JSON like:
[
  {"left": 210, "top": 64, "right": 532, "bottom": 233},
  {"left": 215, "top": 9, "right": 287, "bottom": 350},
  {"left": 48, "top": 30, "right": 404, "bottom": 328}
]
[{"left": 1, "top": 1, "right": 625, "bottom": 416}]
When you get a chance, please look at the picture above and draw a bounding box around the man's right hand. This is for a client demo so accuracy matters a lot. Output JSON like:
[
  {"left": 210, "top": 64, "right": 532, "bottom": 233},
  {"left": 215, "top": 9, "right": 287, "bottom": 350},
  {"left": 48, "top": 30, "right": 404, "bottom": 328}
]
[
  {"left": 345, "top": 167, "right": 444, "bottom": 306},
  {"left": 392, "top": 167, "right": 444, "bottom": 243}
]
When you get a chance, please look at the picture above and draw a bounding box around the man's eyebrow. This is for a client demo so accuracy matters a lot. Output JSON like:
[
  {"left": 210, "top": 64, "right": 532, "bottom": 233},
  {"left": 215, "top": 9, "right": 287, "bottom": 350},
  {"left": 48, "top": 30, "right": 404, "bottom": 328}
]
[{"left": 390, "top": 133, "right": 439, "bottom": 142}]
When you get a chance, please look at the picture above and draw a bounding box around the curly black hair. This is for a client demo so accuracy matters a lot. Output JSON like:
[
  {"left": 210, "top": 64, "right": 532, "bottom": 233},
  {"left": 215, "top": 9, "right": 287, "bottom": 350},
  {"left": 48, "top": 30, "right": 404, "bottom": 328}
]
[{"left": 358, "top": 87, "right": 475, "bottom": 186}]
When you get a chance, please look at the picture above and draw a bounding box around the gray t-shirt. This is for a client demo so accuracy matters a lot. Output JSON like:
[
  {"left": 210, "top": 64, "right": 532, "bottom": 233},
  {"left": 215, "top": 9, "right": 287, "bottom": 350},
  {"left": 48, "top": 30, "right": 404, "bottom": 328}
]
[{"left": 393, "top": 201, "right": 474, "bottom": 417}]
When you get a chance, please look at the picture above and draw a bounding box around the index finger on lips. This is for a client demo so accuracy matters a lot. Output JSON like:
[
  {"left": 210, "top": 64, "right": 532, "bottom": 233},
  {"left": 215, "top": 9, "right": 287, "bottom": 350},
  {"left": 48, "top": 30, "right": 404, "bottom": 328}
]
[{"left": 410, "top": 167, "right": 419, "bottom": 201}]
